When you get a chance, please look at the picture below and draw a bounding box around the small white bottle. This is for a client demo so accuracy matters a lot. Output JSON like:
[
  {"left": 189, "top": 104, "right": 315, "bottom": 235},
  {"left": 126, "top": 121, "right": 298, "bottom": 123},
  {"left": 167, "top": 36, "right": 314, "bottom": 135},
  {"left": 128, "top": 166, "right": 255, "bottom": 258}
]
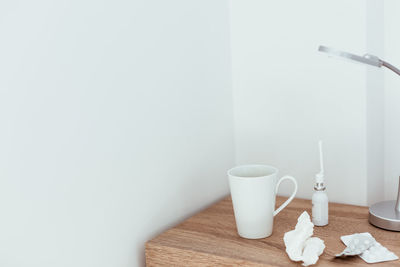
[{"left": 312, "top": 140, "right": 329, "bottom": 226}]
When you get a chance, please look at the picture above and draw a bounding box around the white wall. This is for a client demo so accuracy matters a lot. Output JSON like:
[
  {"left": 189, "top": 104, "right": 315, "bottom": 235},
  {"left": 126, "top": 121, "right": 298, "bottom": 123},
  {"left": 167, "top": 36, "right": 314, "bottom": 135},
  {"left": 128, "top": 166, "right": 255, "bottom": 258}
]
[
  {"left": 0, "top": 1, "right": 233, "bottom": 266},
  {"left": 230, "top": 0, "right": 400, "bottom": 206},
  {"left": 366, "top": 0, "right": 384, "bottom": 205},
  {"left": 230, "top": 0, "right": 368, "bottom": 205},
  {"left": 384, "top": 0, "right": 400, "bottom": 200}
]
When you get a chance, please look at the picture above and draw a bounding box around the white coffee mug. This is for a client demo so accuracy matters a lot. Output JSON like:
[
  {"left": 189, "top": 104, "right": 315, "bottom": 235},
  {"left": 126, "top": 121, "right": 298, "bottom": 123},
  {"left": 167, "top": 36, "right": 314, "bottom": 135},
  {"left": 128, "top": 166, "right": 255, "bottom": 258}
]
[{"left": 228, "top": 165, "right": 298, "bottom": 239}]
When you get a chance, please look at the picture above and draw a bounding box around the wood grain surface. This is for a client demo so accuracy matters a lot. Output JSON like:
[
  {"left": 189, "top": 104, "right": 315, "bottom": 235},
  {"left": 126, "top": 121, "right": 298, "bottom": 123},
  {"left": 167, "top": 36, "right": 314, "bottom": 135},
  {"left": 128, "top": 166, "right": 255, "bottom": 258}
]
[{"left": 145, "top": 196, "right": 400, "bottom": 266}]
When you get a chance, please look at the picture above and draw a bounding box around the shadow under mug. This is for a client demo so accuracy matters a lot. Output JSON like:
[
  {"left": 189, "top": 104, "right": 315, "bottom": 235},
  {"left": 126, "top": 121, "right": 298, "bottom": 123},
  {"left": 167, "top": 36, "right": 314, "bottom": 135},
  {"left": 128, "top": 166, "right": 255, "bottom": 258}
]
[{"left": 228, "top": 165, "right": 298, "bottom": 239}]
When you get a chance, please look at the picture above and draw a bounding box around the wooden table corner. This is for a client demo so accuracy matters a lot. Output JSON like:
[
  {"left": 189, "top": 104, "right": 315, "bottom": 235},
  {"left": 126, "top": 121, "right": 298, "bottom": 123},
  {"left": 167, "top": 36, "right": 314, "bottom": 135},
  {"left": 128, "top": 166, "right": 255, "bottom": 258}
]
[{"left": 146, "top": 196, "right": 400, "bottom": 266}]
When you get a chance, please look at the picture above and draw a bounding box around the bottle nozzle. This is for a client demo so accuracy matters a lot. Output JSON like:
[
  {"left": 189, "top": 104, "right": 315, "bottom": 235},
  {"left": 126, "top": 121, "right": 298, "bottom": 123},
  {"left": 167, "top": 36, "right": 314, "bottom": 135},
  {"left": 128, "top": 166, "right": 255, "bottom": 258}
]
[
  {"left": 316, "top": 173, "right": 324, "bottom": 183},
  {"left": 318, "top": 140, "right": 324, "bottom": 175},
  {"left": 315, "top": 140, "right": 325, "bottom": 190}
]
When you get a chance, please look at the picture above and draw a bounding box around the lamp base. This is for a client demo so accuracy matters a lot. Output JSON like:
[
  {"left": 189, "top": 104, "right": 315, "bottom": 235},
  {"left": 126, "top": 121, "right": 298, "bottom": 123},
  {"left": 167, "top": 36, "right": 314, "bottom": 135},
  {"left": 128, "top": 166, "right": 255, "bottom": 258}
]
[{"left": 369, "top": 200, "right": 400, "bottom": 231}]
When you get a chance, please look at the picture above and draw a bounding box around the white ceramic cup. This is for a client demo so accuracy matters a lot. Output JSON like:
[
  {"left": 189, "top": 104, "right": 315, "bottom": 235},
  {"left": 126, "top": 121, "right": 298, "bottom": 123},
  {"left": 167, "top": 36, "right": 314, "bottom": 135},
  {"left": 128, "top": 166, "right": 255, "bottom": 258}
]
[{"left": 228, "top": 165, "right": 298, "bottom": 239}]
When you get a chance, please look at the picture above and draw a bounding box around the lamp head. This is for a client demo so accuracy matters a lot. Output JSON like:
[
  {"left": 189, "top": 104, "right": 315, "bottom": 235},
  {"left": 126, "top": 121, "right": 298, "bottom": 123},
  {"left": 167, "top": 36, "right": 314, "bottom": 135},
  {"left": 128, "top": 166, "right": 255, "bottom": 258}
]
[{"left": 318, "top": 45, "right": 382, "bottom": 68}]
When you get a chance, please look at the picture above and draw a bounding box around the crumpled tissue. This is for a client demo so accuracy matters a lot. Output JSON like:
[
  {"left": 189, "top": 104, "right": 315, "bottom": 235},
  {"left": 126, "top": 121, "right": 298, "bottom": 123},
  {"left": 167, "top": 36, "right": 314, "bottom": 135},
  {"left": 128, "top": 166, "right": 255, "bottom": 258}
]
[{"left": 283, "top": 211, "right": 325, "bottom": 266}]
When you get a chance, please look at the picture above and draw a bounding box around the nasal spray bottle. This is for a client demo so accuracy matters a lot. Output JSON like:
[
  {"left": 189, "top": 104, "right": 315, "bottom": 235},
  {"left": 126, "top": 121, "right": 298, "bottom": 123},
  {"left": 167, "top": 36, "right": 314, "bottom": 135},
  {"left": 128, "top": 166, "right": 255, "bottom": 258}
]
[{"left": 312, "top": 140, "right": 329, "bottom": 226}]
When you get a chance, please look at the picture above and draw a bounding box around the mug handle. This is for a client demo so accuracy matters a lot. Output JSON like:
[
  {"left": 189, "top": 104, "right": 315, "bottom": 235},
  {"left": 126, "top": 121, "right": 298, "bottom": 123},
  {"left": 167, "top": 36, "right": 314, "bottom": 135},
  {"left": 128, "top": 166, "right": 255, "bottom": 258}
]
[{"left": 273, "top": 175, "right": 298, "bottom": 217}]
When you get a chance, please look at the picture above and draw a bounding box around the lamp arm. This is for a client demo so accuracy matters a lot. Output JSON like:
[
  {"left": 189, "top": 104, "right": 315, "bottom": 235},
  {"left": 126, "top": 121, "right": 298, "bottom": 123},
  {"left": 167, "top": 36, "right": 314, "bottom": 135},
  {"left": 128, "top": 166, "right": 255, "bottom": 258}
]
[{"left": 381, "top": 60, "right": 400, "bottom": 76}]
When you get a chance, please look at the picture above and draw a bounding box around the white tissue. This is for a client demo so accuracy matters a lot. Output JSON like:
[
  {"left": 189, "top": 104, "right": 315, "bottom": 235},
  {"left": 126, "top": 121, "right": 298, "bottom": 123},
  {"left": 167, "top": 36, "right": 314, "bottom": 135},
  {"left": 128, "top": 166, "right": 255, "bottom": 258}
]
[
  {"left": 283, "top": 211, "right": 325, "bottom": 266},
  {"left": 341, "top": 233, "right": 398, "bottom": 264},
  {"left": 284, "top": 211, "right": 314, "bottom": 261},
  {"left": 302, "top": 237, "right": 325, "bottom": 266}
]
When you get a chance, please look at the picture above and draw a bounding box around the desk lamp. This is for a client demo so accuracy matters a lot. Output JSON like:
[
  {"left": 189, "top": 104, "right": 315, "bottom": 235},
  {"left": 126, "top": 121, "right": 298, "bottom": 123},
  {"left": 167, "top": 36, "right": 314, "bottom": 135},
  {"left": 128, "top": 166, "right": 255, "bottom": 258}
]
[{"left": 318, "top": 45, "right": 400, "bottom": 231}]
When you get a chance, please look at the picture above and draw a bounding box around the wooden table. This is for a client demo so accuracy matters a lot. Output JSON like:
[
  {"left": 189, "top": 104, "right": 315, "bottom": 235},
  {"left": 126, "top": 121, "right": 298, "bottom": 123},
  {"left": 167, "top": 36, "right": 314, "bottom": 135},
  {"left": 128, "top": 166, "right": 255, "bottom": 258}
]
[{"left": 145, "top": 196, "right": 400, "bottom": 266}]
